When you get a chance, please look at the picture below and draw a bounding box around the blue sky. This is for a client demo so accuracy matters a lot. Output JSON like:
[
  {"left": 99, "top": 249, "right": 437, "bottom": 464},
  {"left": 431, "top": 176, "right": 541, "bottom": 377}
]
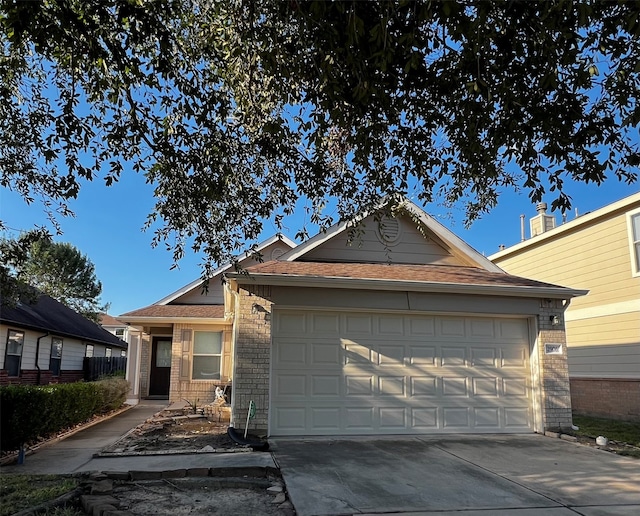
[{"left": 1, "top": 174, "right": 637, "bottom": 316}]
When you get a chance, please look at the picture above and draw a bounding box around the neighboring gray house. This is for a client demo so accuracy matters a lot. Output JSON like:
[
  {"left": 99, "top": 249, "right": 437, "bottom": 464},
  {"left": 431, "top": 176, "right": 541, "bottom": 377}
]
[{"left": 1, "top": 291, "right": 127, "bottom": 385}]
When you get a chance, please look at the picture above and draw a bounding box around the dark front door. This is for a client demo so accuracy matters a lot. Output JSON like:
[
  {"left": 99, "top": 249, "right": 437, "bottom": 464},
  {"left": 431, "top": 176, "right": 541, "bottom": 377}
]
[{"left": 149, "top": 337, "right": 172, "bottom": 397}]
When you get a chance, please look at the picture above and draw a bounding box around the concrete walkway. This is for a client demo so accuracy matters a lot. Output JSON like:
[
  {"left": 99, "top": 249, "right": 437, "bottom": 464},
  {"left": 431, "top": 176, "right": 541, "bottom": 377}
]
[{"left": 1, "top": 399, "right": 276, "bottom": 475}]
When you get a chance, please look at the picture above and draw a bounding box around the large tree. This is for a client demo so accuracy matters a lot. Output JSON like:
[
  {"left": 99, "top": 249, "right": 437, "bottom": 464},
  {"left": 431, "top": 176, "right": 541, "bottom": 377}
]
[
  {"left": 1, "top": 1, "right": 638, "bottom": 273},
  {"left": 0, "top": 231, "right": 108, "bottom": 322}
]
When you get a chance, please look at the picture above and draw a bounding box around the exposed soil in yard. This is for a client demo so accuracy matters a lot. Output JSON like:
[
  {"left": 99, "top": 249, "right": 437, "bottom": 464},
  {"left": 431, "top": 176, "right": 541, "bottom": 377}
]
[
  {"left": 572, "top": 434, "right": 640, "bottom": 458},
  {"left": 101, "top": 417, "right": 238, "bottom": 455},
  {"left": 111, "top": 477, "right": 291, "bottom": 515},
  {"left": 100, "top": 403, "right": 265, "bottom": 455}
]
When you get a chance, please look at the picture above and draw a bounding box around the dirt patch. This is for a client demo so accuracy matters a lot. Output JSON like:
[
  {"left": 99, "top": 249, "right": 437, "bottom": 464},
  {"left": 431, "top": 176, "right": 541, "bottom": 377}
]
[
  {"left": 573, "top": 435, "right": 640, "bottom": 458},
  {"left": 111, "top": 478, "right": 292, "bottom": 515},
  {"left": 100, "top": 403, "right": 257, "bottom": 455},
  {"left": 103, "top": 417, "right": 238, "bottom": 455}
]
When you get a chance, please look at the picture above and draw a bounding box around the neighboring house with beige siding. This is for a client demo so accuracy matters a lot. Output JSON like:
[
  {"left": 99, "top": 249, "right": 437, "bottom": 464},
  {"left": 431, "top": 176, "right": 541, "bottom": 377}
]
[{"left": 490, "top": 193, "right": 640, "bottom": 421}]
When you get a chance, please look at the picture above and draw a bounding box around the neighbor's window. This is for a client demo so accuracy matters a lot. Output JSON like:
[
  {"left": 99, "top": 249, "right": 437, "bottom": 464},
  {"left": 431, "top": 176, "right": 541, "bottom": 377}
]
[
  {"left": 85, "top": 344, "right": 94, "bottom": 357},
  {"left": 192, "top": 331, "right": 222, "bottom": 380},
  {"left": 629, "top": 211, "right": 640, "bottom": 276},
  {"left": 50, "top": 337, "right": 63, "bottom": 376},
  {"left": 115, "top": 328, "right": 125, "bottom": 338},
  {"left": 4, "top": 330, "right": 24, "bottom": 377},
  {"left": 121, "top": 350, "right": 127, "bottom": 357}
]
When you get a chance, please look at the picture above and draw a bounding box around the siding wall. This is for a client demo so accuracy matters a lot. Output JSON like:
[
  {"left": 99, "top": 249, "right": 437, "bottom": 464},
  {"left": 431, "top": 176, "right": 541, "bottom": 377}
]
[
  {"left": 302, "top": 214, "right": 462, "bottom": 265},
  {"left": 0, "top": 325, "right": 111, "bottom": 371},
  {"left": 174, "top": 241, "right": 292, "bottom": 304},
  {"left": 492, "top": 205, "right": 640, "bottom": 383}
]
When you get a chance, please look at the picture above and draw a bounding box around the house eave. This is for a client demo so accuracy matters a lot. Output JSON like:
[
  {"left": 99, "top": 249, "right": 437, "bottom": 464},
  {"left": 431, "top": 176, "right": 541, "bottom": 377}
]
[
  {"left": 0, "top": 318, "right": 128, "bottom": 348},
  {"left": 490, "top": 192, "right": 640, "bottom": 261},
  {"left": 226, "top": 273, "right": 588, "bottom": 300},
  {"left": 116, "top": 316, "right": 232, "bottom": 326}
]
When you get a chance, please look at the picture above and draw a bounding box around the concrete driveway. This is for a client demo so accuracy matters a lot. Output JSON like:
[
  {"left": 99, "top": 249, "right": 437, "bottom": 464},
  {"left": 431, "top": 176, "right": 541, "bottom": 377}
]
[{"left": 271, "top": 434, "right": 640, "bottom": 516}]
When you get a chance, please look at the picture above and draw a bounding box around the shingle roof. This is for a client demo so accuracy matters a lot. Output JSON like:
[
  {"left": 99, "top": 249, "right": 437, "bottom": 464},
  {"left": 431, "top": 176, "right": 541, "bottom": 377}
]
[
  {"left": 243, "top": 261, "right": 568, "bottom": 289},
  {"left": 119, "top": 304, "right": 226, "bottom": 319},
  {"left": 1, "top": 293, "right": 127, "bottom": 349},
  {"left": 99, "top": 313, "right": 125, "bottom": 326}
]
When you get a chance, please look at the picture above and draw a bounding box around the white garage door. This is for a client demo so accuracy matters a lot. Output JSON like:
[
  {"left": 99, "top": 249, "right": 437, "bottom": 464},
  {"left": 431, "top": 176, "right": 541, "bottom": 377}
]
[{"left": 270, "top": 310, "right": 533, "bottom": 436}]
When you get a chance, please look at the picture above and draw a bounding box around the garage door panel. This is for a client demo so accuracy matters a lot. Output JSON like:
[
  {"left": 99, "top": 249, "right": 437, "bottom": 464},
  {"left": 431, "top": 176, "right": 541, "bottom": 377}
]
[
  {"left": 345, "top": 407, "right": 374, "bottom": 429},
  {"left": 441, "top": 347, "right": 466, "bottom": 366},
  {"left": 501, "top": 347, "right": 527, "bottom": 368},
  {"left": 378, "top": 315, "right": 404, "bottom": 335},
  {"left": 379, "top": 376, "right": 405, "bottom": 396},
  {"left": 504, "top": 407, "right": 531, "bottom": 428},
  {"left": 474, "top": 407, "right": 501, "bottom": 428},
  {"left": 344, "top": 342, "right": 373, "bottom": 364},
  {"left": 311, "top": 408, "right": 340, "bottom": 430},
  {"left": 310, "top": 313, "right": 340, "bottom": 334},
  {"left": 311, "top": 375, "right": 341, "bottom": 396},
  {"left": 271, "top": 311, "right": 532, "bottom": 436},
  {"left": 472, "top": 377, "right": 499, "bottom": 397},
  {"left": 312, "top": 342, "right": 341, "bottom": 365},
  {"left": 345, "top": 314, "right": 373, "bottom": 334},
  {"left": 346, "top": 376, "right": 374, "bottom": 396},
  {"left": 408, "top": 317, "right": 436, "bottom": 336},
  {"left": 275, "top": 374, "right": 307, "bottom": 397},
  {"left": 410, "top": 376, "right": 438, "bottom": 396},
  {"left": 469, "top": 318, "right": 497, "bottom": 338},
  {"left": 439, "top": 318, "right": 467, "bottom": 337},
  {"left": 276, "top": 341, "right": 306, "bottom": 365},
  {"left": 409, "top": 346, "right": 437, "bottom": 365},
  {"left": 379, "top": 407, "right": 406, "bottom": 429}
]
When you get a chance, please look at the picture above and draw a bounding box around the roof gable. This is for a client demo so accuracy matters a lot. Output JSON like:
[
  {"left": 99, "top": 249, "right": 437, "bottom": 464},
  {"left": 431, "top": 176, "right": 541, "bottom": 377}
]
[
  {"left": 279, "top": 199, "right": 503, "bottom": 272},
  {"left": 155, "top": 234, "right": 297, "bottom": 305}
]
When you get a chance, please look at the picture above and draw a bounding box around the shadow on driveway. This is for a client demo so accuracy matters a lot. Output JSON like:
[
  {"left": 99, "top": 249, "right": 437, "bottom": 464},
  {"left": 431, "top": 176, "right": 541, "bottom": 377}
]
[{"left": 271, "top": 434, "right": 640, "bottom": 516}]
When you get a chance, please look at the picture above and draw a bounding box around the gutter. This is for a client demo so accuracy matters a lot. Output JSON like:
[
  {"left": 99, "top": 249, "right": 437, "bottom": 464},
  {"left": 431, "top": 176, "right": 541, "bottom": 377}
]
[
  {"left": 226, "top": 272, "right": 589, "bottom": 300},
  {"left": 35, "top": 332, "right": 49, "bottom": 385}
]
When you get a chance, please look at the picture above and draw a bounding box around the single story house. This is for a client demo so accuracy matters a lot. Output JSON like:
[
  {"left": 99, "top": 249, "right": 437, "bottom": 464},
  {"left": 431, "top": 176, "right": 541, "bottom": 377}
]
[
  {"left": 490, "top": 193, "right": 640, "bottom": 421},
  {"left": 1, "top": 291, "right": 128, "bottom": 385},
  {"left": 121, "top": 199, "right": 587, "bottom": 436}
]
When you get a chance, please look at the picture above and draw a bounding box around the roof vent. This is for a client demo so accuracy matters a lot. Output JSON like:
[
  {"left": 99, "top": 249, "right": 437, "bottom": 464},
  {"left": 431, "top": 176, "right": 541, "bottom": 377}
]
[
  {"left": 530, "top": 202, "right": 556, "bottom": 237},
  {"left": 376, "top": 215, "right": 402, "bottom": 246}
]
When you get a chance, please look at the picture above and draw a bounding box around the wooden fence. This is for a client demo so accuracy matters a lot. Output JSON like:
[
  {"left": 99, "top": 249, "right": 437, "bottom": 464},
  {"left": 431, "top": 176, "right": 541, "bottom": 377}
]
[{"left": 83, "top": 357, "right": 127, "bottom": 382}]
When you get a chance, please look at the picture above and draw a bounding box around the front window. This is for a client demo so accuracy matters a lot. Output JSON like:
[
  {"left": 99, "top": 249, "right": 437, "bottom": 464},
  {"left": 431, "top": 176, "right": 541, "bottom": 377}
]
[
  {"left": 192, "top": 331, "right": 222, "bottom": 380},
  {"left": 50, "top": 337, "right": 63, "bottom": 376},
  {"left": 629, "top": 210, "right": 640, "bottom": 276},
  {"left": 4, "top": 330, "right": 24, "bottom": 377}
]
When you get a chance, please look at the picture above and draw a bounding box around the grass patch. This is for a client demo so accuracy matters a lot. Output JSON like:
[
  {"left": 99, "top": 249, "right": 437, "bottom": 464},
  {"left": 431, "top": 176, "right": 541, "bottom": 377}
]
[
  {"left": 0, "top": 474, "right": 81, "bottom": 516},
  {"left": 572, "top": 415, "right": 640, "bottom": 447}
]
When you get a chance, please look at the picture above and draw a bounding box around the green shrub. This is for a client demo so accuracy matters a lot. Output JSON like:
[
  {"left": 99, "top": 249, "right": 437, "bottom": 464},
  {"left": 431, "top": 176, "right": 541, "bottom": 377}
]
[{"left": 0, "top": 378, "right": 129, "bottom": 452}]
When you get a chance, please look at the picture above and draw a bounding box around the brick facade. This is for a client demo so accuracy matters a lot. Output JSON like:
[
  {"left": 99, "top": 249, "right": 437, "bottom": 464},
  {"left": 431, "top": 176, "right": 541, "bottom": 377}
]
[
  {"left": 537, "top": 299, "right": 573, "bottom": 431},
  {"left": 571, "top": 378, "right": 640, "bottom": 421},
  {"left": 0, "top": 369, "right": 84, "bottom": 386},
  {"left": 231, "top": 286, "right": 273, "bottom": 434}
]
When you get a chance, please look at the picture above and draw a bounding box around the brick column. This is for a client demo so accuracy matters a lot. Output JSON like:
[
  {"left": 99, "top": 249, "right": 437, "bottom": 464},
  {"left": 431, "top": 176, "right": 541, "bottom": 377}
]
[
  {"left": 537, "top": 299, "right": 572, "bottom": 431},
  {"left": 232, "top": 285, "right": 272, "bottom": 434}
]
